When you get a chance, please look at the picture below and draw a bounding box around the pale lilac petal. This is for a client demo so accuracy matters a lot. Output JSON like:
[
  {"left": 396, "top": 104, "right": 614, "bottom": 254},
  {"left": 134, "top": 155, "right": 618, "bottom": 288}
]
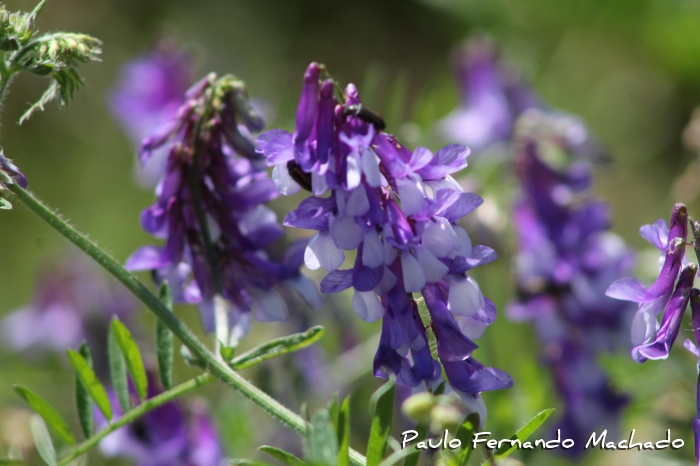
[
  {"left": 639, "top": 219, "right": 669, "bottom": 252},
  {"left": 252, "top": 289, "right": 288, "bottom": 322},
  {"left": 311, "top": 171, "right": 329, "bottom": 196},
  {"left": 125, "top": 246, "right": 167, "bottom": 271},
  {"left": 305, "top": 231, "right": 345, "bottom": 271},
  {"left": 605, "top": 277, "right": 653, "bottom": 303},
  {"left": 345, "top": 186, "right": 370, "bottom": 217},
  {"left": 397, "top": 177, "right": 426, "bottom": 216},
  {"left": 362, "top": 148, "right": 382, "bottom": 187},
  {"left": 285, "top": 275, "right": 322, "bottom": 310},
  {"left": 631, "top": 308, "right": 658, "bottom": 346},
  {"left": 409, "top": 147, "right": 433, "bottom": 170},
  {"left": 446, "top": 275, "right": 481, "bottom": 317},
  {"left": 255, "top": 129, "right": 295, "bottom": 165},
  {"left": 415, "top": 248, "right": 449, "bottom": 283},
  {"left": 352, "top": 290, "right": 385, "bottom": 322},
  {"left": 272, "top": 164, "right": 301, "bottom": 195},
  {"left": 330, "top": 214, "right": 364, "bottom": 250},
  {"left": 320, "top": 269, "right": 353, "bottom": 293},
  {"left": 346, "top": 154, "right": 362, "bottom": 189},
  {"left": 451, "top": 226, "right": 473, "bottom": 258},
  {"left": 375, "top": 266, "right": 398, "bottom": 294},
  {"left": 362, "top": 229, "right": 385, "bottom": 268},
  {"left": 402, "top": 253, "right": 426, "bottom": 292},
  {"left": 422, "top": 218, "right": 458, "bottom": 258}
]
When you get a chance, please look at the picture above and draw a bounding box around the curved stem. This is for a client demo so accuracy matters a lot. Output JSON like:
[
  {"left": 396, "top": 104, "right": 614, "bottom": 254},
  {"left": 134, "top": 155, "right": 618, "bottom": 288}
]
[
  {"left": 57, "top": 374, "right": 215, "bottom": 466},
  {"left": 3, "top": 179, "right": 366, "bottom": 466}
]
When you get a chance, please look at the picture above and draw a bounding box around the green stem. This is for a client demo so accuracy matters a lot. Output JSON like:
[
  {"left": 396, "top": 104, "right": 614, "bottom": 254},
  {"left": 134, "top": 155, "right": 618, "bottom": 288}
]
[
  {"left": 57, "top": 373, "right": 215, "bottom": 466},
  {"left": 3, "top": 179, "right": 366, "bottom": 466}
]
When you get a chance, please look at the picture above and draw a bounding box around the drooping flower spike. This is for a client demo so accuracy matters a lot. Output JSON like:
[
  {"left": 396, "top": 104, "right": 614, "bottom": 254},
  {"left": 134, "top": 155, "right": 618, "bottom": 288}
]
[
  {"left": 256, "top": 62, "right": 512, "bottom": 417},
  {"left": 127, "top": 73, "right": 320, "bottom": 337},
  {"left": 608, "top": 205, "right": 700, "bottom": 464},
  {"left": 508, "top": 110, "right": 634, "bottom": 457}
]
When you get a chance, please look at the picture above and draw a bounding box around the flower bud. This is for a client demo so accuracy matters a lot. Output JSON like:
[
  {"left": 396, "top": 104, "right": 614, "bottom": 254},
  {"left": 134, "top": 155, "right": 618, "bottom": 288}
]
[
  {"left": 430, "top": 404, "right": 464, "bottom": 432},
  {"left": 401, "top": 392, "right": 435, "bottom": 421}
]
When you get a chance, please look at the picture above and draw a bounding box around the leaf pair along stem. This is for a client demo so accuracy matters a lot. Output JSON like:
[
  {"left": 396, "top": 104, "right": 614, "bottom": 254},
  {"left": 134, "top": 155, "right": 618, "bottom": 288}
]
[{"left": 1, "top": 175, "right": 367, "bottom": 466}]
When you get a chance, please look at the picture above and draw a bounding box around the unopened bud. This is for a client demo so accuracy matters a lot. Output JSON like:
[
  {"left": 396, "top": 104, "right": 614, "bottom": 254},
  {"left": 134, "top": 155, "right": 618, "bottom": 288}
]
[
  {"left": 430, "top": 404, "right": 463, "bottom": 432},
  {"left": 401, "top": 392, "right": 435, "bottom": 421}
]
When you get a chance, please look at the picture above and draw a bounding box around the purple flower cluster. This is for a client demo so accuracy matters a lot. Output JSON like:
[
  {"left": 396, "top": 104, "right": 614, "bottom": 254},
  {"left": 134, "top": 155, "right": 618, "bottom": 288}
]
[
  {"left": 607, "top": 204, "right": 700, "bottom": 463},
  {"left": 1, "top": 254, "right": 137, "bottom": 355},
  {"left": 126, "top": 73, "right": 320, "bottom": 335},
  {"left": 437, "top": 36, "right": 601, "bottom": 160},
  {"left": 98, "top": 374, "right": 225, "bottom": 466},
  {"left": 110, "top": 41, "right": 194, "bottom": 185},
  {"left": 508, "top": 111, "right": 634, "bottom": 457},
  {"left": 0, "top": 150, "right": 28, "bottom": 189},
  {"left": 256, "top": 62, "right": 512, "bottom": 415}
]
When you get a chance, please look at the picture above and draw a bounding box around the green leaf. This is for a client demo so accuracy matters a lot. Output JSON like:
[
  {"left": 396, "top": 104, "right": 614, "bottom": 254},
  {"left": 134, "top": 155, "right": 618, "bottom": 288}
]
[
  {"left": 452, "top": 412, "right": 480, "bottom": 466},
  {"left": 229, "top": 460, "right": 274, "bottom": 466},
  {"left": 309, "top": 409, "right": 338, "bottom": 466},
  {"left": 403, "top": 422, "right": 428, "bottom": 466},
  {"left": 108, "top": 326, "right": 130, "bottom": 412},
  {"left": 110, "top": 317, "right": 148, "bottom": 401},
  {"left": 157, "top": 283, "right": 174, "bottom": 390},
  {"left": 0, "top": 460, "right": 31, "bottom": 465},
  {"left": 336, "top": 398, "right": 350, "bottom": 466},
  {"left": 492, "top": 408, "right": 556, "bottom": 459},
  {"left": 67, "top": 347, "right": 112, "bottom": 422},
  {"left": 327, "top": 391, "right": 339, "bottom": 429},
  {"left": 231, "top": 326, "right": 325, "bottom": 370},
  {"left": 74, "top": 343, "right": 96, "bottom": 437},
  {"left": 376, "top": 446, "right": 420, "bottom": 466},
  {"left": 14, "top": 386, "right": 74, "bottom": 446},
  {"left": 0, "top": 198, "right": 12, "bottom": 210},
  {"left": 366, "top": 375, "right": 396, "bottom": 466},
  {"left": 29, "top": 415, "right": 56, "bottom": 466},
  {"left": 259, "top": 445, "right": 307, "bottom": 465}
]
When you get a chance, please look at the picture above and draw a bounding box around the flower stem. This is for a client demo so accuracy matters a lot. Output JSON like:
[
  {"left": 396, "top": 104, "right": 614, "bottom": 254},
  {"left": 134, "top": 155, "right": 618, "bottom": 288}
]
[
  {"left": 57, "top": 373, "right": 215, "bottom": 466},
  {"left": 3, "top": 179, "right": 366, "bottom": 466}
]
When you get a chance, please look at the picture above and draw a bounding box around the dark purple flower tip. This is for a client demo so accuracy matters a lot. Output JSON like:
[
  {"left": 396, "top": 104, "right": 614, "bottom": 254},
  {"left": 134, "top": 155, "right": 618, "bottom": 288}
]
[
  {"left": 691, "top": 289, "right": 700, "bottom": 347},
  {"left": 294, "top": 62, "right": 321, "bottom": 145},
  {"left": 669, "top": 202, "right": 689, "bottom": 242},
  {"left": 0, "top": 151, "right": 28, "bottom": 188},
  {"left": 442, "top": 356, "right": 514, "bottom": 395},
  {"left": 649, "top": 237, "right": 686, "bottom": 298},
  {"left": 632, "top": 263, "right": 697, "bottom": 363}
]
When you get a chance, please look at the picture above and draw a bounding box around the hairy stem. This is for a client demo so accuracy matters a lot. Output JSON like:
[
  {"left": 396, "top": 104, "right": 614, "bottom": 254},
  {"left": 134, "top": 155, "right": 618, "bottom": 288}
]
[
  {"left": 3, "top": 179, "right": 366, "bottom": 466},
  {"left": 57, "top": 373, "right": 214, "bottom": 466}
]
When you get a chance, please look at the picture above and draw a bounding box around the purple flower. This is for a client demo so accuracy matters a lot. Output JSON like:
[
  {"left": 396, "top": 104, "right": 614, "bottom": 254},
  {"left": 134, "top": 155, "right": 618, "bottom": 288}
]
[
  {"left": 256, "top": 62, "right": 511, "bottom": 407},
  {"left": 606, "top": 204, "right": 689, "bottom": 352},
  {"left": 1, "top": 253, "right": 137, "bottom": 355},
  {"left": 127, "top": 73, "right": 320, "bottom": 335},
  {"left": 508, "top": 112, "right": 633, "bottom": 457},
  {"left": 0, "top": 150, "right": 28, "bottom": 188},
  {"left": 689, "top": 289, "right": 700, "bottom": 465},
  {"left": 98, "top": 375, "right": 225, "bottom": 466},
  {"left": 110, "top": 41, "right": 194, "bottom": 185},
  {"left": 437, "top": 37, "right": 603, "bottom": 160}
]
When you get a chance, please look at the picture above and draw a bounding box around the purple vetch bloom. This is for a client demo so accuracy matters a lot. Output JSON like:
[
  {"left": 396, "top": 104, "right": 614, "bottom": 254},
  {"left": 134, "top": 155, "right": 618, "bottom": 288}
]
[
  {"left": 508, "top": 112, "right": 634, "bottom": 457},
  {"left": 437, "top": 37, "right": 603, "bottom": 160},
  {"left": 110, "top": 41, "right": 194, "bottom": 185},
  {"left": 606, "top": 203, "right": 690, "bottom": 360},
  {"left": 256, "top": 62, "right": 511, "bottom": 412},
  {"left": 126, "top": 73, "right": 320, "bottom": 336},
  {"left": 97, "top": 375, "right": 226, "bottom": 466},
  {"left": 1, "top": 253, "right": 137, "bottom": 355},
  {"left": 0, "top": 150, "right": 27, "bottom": 189}
]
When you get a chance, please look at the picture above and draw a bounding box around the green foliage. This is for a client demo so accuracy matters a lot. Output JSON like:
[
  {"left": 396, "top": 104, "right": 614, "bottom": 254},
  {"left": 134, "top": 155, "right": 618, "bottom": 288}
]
[
  {"left": 67, "top": 347, "right": 112, "bottom": 422},
  {"left": 308, "top": 409, "right": 338, "bottom": 465},
  {"left": 492, "top": 408, "right": 556, "bottom": 460},
  {"left": 336, "top": 398, "right": 351, "bottom": 466},
  {"left": 452, "top": 413, "right": 480, "bottom": 466},
  {"left": 0, "top": 0, "right": 45, "bottom": 51},
  {"left": 110, "top": 317, "right": 148, "bottom": 401},
  {"left": 366, "top": 376, "right": 396, "bottom": 466},
  {"left": 259, "top": 445, "right": 307, "bottom": 465},
  {"left": 29, "top": 415, "right": 56, "bottom": 466},
  {"left": 157, "top": 283, "right": 175, "bottom": 390},
  {"left": 0, "top": 197, "right": 11, "bottom": 209},
  {"left": 74, "top": 343, "right": 96, "bottom": 438},
  {"left": 14, "top": 386, "right": 75, "bottom": 446},
  {"left": 231, "top": 326, "right": 325, "bottom": 370},
  {"left": 108, "top": 325, "right": 131, "bottom": 412}
]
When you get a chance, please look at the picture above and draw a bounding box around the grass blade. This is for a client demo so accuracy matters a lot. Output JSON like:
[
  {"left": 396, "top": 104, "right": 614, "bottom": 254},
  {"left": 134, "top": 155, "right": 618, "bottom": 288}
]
[
  {"left": 337, "top": 397, "right": 350, "bottom": 466},
  {"left": 108, "top": 326, "right": 130, "bottom": 412},
  {"left": 493, "top": 408, "right": 556, "bottom": 459},
  {"left": 259, "top": 445, "right": 307, "bottom": 465}
]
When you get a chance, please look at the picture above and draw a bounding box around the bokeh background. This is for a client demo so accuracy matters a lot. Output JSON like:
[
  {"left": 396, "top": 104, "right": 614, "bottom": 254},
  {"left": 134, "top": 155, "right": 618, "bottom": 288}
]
[{"left": 2, "top": 0, "right": 700, "bottom": 464}]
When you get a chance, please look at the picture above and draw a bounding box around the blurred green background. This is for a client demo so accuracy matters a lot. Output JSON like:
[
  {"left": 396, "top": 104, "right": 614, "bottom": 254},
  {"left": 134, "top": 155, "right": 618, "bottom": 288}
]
[{"left": 2, "top": 0, "right": 700, "bottom": 464}]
